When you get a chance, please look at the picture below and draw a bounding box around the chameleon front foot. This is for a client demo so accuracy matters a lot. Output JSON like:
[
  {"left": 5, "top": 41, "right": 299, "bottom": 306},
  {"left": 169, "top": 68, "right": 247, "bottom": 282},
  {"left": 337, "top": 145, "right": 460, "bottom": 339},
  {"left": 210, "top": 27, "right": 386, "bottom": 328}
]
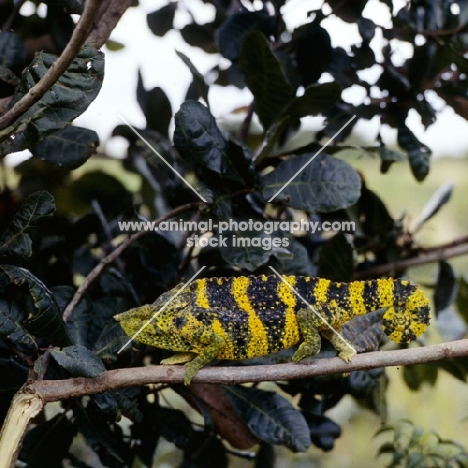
[{"left": 160, "top": 352, "right": 197, "bottom": 365}]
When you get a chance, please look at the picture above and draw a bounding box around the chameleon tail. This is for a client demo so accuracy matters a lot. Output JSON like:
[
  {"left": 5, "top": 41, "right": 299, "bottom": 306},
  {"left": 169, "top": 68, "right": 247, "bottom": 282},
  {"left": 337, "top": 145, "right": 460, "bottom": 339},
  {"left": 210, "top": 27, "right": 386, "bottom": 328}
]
[{"left": 379, "top": 279, "right": 431, "bottom": 343}]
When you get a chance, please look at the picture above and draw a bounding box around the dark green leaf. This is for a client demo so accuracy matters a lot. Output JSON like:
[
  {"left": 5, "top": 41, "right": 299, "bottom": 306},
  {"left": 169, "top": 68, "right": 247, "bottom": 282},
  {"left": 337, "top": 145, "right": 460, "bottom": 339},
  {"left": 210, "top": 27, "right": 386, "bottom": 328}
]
[
  {"left": 456, "top": 277, "right": 468, "bottom": 324},
  {"left": 19, "top": 414, "right": 75, "bottom": 468},
  {"left": 94, "top": 322, "right": 128, "bottom": 361},
  {"left": 93, "top": 388, "right": 143, "bottom": 423},
  {"left": 0, "top": 297, "right": 36, "bottom": 345},
  {"left": 137, "top": 71, "right": 172, "bottom": 137},
  {"left": 397, "top": 125, "right": 432, "bottom": 181},
  {"left": 0, "top": 31, "right": 25, "bottom": 72},
  {"left": 30, "top": 125, "right": 99, "bottom": 169},
  {"left": 53, "top": 285, "right": 93, "bottom": 348},
  {"left": 0, "top": 190, "right": 55, "bottom": 258},
  {"left": 224, "top": 385, "right": 311, "bottom": 452},
  {"left": 412, "top": 181, "right": 453, "bottom": 232},
  {"left": 180, "top": 22, "right": 217, "bottom": 53},
  {"left": 216, "top": 10, "right": 276, "bottom": 61},
  {"left": 262, "top": 153, "right": 361, "bottom": 212},
  {"left": 287, "top": 82, "right": 342, "bottom": 119},
  {"left": 403, "top": 363, "right": 438, "bottom": 390},
  {"left": 0, "top": 44, "right": 104, "bottom": 157},
  {"left": 434, "top": 261, "right": 458, "bottom": 314},
  {"left": 0, "top": 265, "right": 72, "bottom": 347},
  {"left": 377, "top": 145, "right": 406, "bottom": 173},
  {"left": 174, "top": 101, "right": 251, "bottom": 185},
  {"left": 156, "top": 407, "right": 194, "bottom": 450},
  {"left": 220, "top": 230, "right": 288, "bottom": 271},
  {"left": 50, "top": 345, "right": 105, "bottom": 378},
  {"left": 176, "top": 50, "right": 210, "bottom": 107},
  {"left": 239, "top": 31, "right": 292, "bottom": 130},
  {"left": 276, "top": 237, "right": 316, "bottom": 277},
  {"left": 47, "top": 5, "right": 74, "bottom": 52},
  {"left": 146, "top": 3, "right": 177, "bottom": 37},
  {"left": 317, "top": 233, "right": 354, "bottom": 282}
]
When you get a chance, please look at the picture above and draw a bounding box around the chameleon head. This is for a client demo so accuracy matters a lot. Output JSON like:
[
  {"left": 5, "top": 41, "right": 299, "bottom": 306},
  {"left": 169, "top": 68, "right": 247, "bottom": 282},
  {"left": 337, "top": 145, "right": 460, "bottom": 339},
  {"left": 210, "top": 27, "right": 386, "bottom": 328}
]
[{"left": 381, "top": 287, "right": 430, "bottom": 344}]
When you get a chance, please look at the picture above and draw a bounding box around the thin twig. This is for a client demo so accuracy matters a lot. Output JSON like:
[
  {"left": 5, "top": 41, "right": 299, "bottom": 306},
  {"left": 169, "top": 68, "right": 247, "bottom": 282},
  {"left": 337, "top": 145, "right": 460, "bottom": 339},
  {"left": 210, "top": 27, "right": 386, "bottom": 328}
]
[
  {"left": 25, "top": 339, "right": 468, "bottom": 401},
  {"left": 0, "top": 0, "right": 102, "bottom": 131},
  {"left": 354, "top": 241, "right": 468, "bottom": 280},
  {"left": 62, "top": 202, "right": 200, "bottom": 322}
]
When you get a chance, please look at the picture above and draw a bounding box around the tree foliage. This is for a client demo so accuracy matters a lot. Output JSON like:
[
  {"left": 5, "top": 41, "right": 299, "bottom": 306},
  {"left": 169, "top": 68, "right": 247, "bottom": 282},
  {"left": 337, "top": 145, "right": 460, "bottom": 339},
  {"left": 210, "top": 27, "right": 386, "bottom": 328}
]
[{"left": 0, "top": 0, "right": 467, "bottom": 467}]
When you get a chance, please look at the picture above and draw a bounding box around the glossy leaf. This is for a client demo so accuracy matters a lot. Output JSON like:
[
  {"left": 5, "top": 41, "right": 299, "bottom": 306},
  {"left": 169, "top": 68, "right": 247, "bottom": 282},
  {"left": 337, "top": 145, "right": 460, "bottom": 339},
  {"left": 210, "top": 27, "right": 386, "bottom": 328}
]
[
  {"left": 0, "top": 190, "right": 55, "bottom": 258},
  {"left": 174, "top": 101, "right": 254, "bottom": 185},
  {"left": 224, "top": 385, "right": 311, "bottom": 453},
  {"left": 412, "top": 181, "right": 454, "bottom": 232},
  {"left": 397, "top": 125, "right": 432, "bottom": 181},
  {"left": 50, "top": 345, "right": 105, "bottom": 378},
  {"left": 0, "top": 44, "right": 104, "bottom": 157},
  {"left": 239, "top": 31, "right": 292, "bottom": 130},
  {"left": 0, "top": 265, "right": 72, "bottom": 347},
  {"left": 30, "top": 125, "right": 99, "bottom": 169},
  {"left": 262, "top": 153, "right": 361, "bottom": 212},
  {"left": 0, "top": 298, "right": 36, "bottom": 345}
]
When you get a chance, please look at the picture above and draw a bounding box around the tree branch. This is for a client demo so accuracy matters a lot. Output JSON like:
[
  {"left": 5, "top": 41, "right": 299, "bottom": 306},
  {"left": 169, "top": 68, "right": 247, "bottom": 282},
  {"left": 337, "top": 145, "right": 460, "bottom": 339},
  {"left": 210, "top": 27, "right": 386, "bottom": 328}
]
[
  {"left": 62, "top": 202, "right": 200, "bottom": 322},
  {"left": 0, "top": 0, "right": 103, "bottom": 131},
  {"left": 25, "top": 339, "right": 468, "bottom": 402},
  {"left": 87, "top": 0, "right": 135, "bottom": 49},
  {"left": 354, "top": 241, "right": 468, "bottom": 279}
]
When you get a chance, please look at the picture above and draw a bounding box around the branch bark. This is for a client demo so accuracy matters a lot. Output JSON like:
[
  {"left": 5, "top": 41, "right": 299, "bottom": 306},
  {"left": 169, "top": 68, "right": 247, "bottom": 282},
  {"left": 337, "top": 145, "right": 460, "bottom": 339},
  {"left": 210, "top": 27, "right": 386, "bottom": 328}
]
[
  {"left": 87, "top": 0, "right": 135, "bottom": 49},
  {"left": 25, "top": 339, "right": 468, "bottom": 402},
  {"left": 0, "top": 0, "right": 103, "bottom": 131},
  {"left": 354, "top": 241, "right": 468, "bottom": 279}
]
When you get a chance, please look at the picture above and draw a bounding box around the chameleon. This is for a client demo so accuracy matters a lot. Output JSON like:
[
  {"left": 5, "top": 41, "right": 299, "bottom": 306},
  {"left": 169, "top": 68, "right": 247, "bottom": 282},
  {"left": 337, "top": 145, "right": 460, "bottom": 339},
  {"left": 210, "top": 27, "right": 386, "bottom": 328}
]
[{"left": 115, "top": 275, "right": 430, "bottom": 385}]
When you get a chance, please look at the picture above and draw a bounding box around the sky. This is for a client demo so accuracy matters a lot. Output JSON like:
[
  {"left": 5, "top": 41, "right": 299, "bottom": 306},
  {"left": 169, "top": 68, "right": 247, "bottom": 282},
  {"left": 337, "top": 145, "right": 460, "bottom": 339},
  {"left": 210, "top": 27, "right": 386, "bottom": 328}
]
[{"left": 9, "top": 0, "right": 468, "bottom": 162}]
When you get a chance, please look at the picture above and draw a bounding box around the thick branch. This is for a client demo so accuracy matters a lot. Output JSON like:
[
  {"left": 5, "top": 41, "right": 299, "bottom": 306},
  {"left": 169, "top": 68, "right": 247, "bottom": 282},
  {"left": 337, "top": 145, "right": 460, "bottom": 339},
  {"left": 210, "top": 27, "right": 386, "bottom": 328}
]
[
  {"left": 0, "top": 0, "right": 102, "bottom": 131},
  {"left": 62, "top": 202, "right": 200, "bottom": 321},
  {"left": 355, "top": 241, "right": 468, "bottom": 279},
  {"left": 26, "top": 339, "right": 468, "bottom": 402}
]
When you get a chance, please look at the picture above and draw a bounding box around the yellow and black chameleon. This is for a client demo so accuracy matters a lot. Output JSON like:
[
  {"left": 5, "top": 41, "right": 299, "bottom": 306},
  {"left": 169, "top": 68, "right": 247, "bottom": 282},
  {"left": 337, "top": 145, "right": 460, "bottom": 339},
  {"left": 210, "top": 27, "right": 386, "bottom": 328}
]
[{"left": 115, "top": 275, "right": 430, "bottom": 385}]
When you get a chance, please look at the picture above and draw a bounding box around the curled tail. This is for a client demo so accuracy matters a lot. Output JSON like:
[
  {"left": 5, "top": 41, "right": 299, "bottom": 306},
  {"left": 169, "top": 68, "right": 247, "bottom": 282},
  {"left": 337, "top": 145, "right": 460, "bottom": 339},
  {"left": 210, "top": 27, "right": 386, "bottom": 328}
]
[{"left": 378, "top": 278, "right": 430, "bottom": 343}]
